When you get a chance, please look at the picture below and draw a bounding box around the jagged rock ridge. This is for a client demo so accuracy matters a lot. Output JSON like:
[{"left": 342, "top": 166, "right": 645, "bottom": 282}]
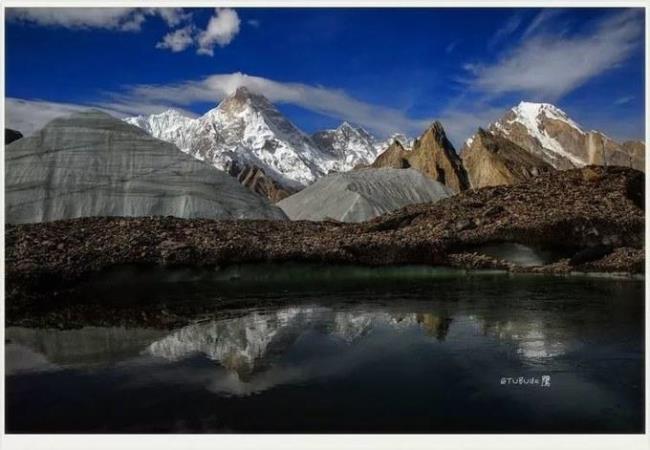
[{"left": 370, "top": 121, "right": 469, "bottom": 192}]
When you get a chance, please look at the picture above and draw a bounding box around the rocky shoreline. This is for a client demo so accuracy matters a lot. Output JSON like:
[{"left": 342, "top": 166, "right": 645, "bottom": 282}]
[{"left": 6, "top": 166, "right": 644, "bottom": 325}]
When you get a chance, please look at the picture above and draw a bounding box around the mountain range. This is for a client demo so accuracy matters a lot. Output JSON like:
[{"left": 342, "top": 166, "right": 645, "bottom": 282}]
[
  {"left": 125, "top": 87, "right": 389, "bottom": 201},
  {"left": 125, "top": 90, "right": 644, "bottom": 198}
]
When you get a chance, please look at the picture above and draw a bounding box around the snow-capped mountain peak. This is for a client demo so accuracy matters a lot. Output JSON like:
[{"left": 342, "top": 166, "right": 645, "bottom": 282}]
[
  {"left": 124, "top": 109, "right": 197, "bottom": 151},
  {"left": 124, "top": 89, "right": 374, "bottom": 190},
  {"left": 483, "top": 100, "right": 644, "bottom": 171},
  {"left": 510, "top": 101, "right": 584, "bottom": 134},
  {"left": 311, "top": 121, "right": 380, "bottom": 172},
  {"left": 374, "top": 133, "right": 414, "bottom": 154},
  {"left": 124, "top": 88, "right": 412, "bottom": 193}
]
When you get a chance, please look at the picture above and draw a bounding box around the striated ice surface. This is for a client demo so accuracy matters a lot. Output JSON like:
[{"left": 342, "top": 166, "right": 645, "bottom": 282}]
[
  {"left": 5, "top": 110, "right": 287, "bottom": 224},
  {"left": 277, "top": 167, "right": 453, "bottom": 222}
]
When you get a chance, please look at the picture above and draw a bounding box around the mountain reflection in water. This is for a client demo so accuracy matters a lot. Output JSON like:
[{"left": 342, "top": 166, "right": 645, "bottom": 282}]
[
  {"left": 145, "top": 308, "right": 453, "bottom": 386},
  {"left": 5, "top": 275, "right": 644, "bottom": 433}
]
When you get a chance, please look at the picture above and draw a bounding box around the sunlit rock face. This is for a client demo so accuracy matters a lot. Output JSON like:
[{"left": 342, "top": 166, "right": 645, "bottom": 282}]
[
  {"left": 461, "top": 128, "right": 555, "bottom": 188},
  {"left": 5, "top": 110, "right": 287, "bottom": 224},
  {"left": 369, "top": 121, "right": 469, "bottom": 192},
  {"left": 277, "top": 168, "right": 453, "bottom": 222}
]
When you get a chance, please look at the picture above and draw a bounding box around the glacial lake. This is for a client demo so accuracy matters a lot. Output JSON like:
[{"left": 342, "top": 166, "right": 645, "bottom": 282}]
[{"left": 4, "top": 267, "right": 645, "bottom": 433}]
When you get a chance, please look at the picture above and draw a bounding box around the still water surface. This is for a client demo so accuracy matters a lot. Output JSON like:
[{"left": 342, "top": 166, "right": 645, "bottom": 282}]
[{"left": 5, "top": 268, "right": 645, "bottom": 433}]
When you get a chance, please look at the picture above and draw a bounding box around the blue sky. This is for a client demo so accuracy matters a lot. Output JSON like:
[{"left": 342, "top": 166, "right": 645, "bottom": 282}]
[{"left": 5, "top": 7, "right": 646, "bottom": 145}]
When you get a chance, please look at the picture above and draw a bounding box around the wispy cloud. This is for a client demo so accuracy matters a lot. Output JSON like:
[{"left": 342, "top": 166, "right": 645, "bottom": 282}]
[
  {"left": 521, "top": 9, "right": 563, "bottom": 39},
  {"left": 247, "top": 19, "right": 261, "bottom": 28},
  {"left": 445, "top": 40, "right": 459, "bottom": 54},
  {"left": 7, "top": 73, "right": 432, "bottom": 140},
  {"left": 104, "top": 72, "right": 431, "bottom": 137},
  {"left": 614, "top": 95, "right": 635, "bottom": 106},
  {"left": 487, "top": 13, "right": 524, "bottom": 50},
  {"left": 464, "top": 9, "right": 644, "bottom": 100},
  {"left": 7, "top": 7, "right": 190, "bottom": 32}
]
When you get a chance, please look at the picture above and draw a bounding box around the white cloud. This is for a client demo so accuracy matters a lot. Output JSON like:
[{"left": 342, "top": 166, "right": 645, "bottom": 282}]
[
  {"left": 7, "top": 7, "right": 190, "bottom": 32},
  {"left": 152, "top": 8, "right": 192, "bottom": 27},
  {"left": 156, "top": 26, "right": 195, "bottom": 52},
  {"left": 197, "top": 8, "right": 241, "bottom": 56},
  {"left": 8, "top": 8, "right": 143, "bottom": 31},
  {"left": 110, "top": 72, "right": 430, "bottom": 137},
  {"left": 465, "top": 9, "right": 643, "bottom": 100},
  {"left": 247, "top": 19, "right": 260, "bottom": 28},
  {"left": 488, "top": 13, "right": 524, "bottom": 49},
  {"left": 8, "top": 8, "right": 243, "bottom": 56}
]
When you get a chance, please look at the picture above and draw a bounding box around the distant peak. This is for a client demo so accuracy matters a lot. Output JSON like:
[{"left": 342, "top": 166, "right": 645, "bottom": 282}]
[
  {"left": 234, "top": 85, "right": 252, "bottom": 96},
  {"left": 155, "top": 108, "right": 191, "bottom": 118},
  {"left": 424, "top": 120, "right": 447, "bottom": 138},
  {"left": 223, "top": 85, "right": 274, "bottom": 108},
  {"left": 510, "top": 101, "right": 582, "bottom": 130}
]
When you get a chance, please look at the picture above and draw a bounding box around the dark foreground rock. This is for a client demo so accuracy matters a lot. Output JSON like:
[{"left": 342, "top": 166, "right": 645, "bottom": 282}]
[
  {"left": 6, "top": 166, "right": 644, "bottom": 325},
  {"left": 5, "top": 128, "right": 23, "bottom": 144}
]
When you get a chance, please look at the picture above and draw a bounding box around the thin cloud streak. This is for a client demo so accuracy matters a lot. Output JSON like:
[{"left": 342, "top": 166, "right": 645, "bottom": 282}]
[
  {"left": 464, "top": 9, "right": 643, "bottom": 100},
  {"left": 487, "top": 13, "right": 524, "bottom": 50}
]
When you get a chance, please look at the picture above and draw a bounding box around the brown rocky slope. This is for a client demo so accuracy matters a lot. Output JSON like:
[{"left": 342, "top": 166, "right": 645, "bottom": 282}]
[
  {"left": 461, "top": 128, "right": 555, "bottom": 188},
  {"left": 6, "top": 166, "right": 644, "bottom": 323}
]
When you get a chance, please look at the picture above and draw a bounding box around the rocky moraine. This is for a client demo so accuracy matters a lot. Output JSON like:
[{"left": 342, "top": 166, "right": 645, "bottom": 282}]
[{"left": 6, "top": 166, "right": 644, "bottom": 326}]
